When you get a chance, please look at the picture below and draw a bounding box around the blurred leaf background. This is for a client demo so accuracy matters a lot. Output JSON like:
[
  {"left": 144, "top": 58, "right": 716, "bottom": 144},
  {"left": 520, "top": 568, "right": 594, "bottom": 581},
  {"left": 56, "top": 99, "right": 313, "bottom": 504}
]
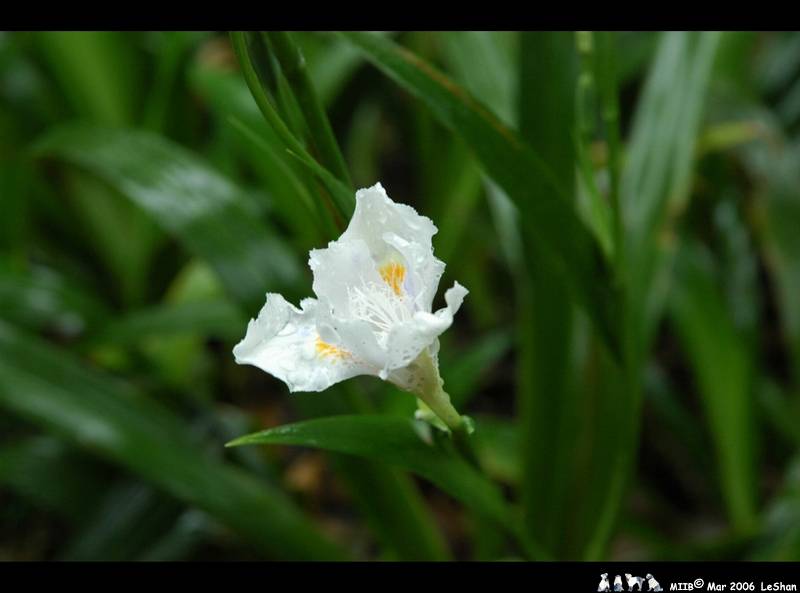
[{"left": 1, "top": 30, "right": 800, "bottom": 561}]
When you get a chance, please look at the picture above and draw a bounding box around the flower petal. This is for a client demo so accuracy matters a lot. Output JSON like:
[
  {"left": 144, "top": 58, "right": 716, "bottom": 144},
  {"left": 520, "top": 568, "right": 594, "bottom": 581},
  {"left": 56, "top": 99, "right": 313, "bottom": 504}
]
[
  {"left": 233, "top": 294, "right": 373, "bottom": 392},
  {"left": 380, "top": 281, "right": 469, "bottom": 377},
  {"left": 342, "top": 183, "right": 445, "bottom": 312},
  {"left": 382, "top": 232, "right": 445, "bottom": 313},
  {"left": 342, "top": 182, "right": 438, "bottom": 259},
  {"left": 309, "top": 238, "right": 383, "bottom": 318}
]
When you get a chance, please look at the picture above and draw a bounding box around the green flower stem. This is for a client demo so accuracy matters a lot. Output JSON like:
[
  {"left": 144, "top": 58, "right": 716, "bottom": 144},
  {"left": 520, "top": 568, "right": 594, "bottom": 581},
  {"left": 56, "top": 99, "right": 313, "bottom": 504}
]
[
  {"left": 410, "top": 350, "right": 481, "bottom": 468},
  {"left": 412, "top": 349, "right": 464, "bottom": 432}
]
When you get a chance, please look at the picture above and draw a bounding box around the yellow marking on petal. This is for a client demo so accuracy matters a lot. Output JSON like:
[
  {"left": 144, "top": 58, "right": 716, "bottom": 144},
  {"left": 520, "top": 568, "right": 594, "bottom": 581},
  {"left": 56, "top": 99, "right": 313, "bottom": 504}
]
[
  {"left": 379, "top": 262, "right": 406, "bottom": 296},
  {"left": 315, "top": 337, "right": 350, "bottom": 361}
]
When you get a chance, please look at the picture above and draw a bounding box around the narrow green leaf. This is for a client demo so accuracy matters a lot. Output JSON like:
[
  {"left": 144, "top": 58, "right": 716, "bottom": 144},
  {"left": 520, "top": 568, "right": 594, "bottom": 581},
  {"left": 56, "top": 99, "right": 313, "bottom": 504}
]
[
  {"left": 752, "top": 141, "right": 800, "bottom": 384},
  {"left": 305, "top": 33, "right": 364, "bottom": 106},
  {"left": 281, "top": 149, "right": 357, "bottom": 224},
  {"left": 0, "top": 436, "right": 107, "bottom": 523},
  {"left": 33, "top": 124, "right": 302, "bottom": 311},
  {"left": 594, "top": 31, "right": 623, "bottom": 259},
  {"left": 578, "top": 31, "right": 722, "bottom": 560},
  {"left": 669, "top": 243, "right": 758, "bottom": 533},
  {"left": 92, "top": 299, "right": 245, "bottom": 345},
  {"left": 472, "top": 415, "right": 520, "bottom": 486},
  {"left": 750, "top": 456, "right": 800, "bottom": 560},
  {"left": 230, "top": 31, "right": 354, "bottom": 223},
  {"left": 333, "top": 455, "right": 450, "bottom": 560},
  {"left": 516, "top": 31, "right": 580, "bottom": 557},
  {"left": 188, "top": 58, "right": 332, "bottom": 245},
  {"left": 62, "top": 171, "right": 162, "bottom": 307},
  {"left": 340, "top": 31, "right": 622, "bottom": 357},
  {"left": 143, "top": 32, "right": 207, "bottom": 132},
  {"left": 442, "top": 328, "right": 513, "bottom": 409},
  {"left": 439, "top": 31, "right": 517, "bottom": 127},
  {"left": 0, "top": 322, "right": 346, "bottom": 560},
  {"left": 228, "top": 414, "right": 546, "bottom": 558},
  {"left": 575, "top": 31, "right": 614, "bottom": 259},
  {"left": 265, "top": 31, "right": 351, "bottom": 186},
  {"left": 30, "top": 33, "right": 163, "bottom": 306},
  {"left": 138, "top": 509, "right": 216, "bottom": 561},
  {"left": 33, "top": 31, "right": 138, "bottom": 126},
  {"left": 0, "top": 259, "right": 111, "bottom": 335},
  {"left": 623, "top": 31, "right": 722, "bottom": 349},
  {"left": 59, "top": 481, "right": 183, "bottom": 561},
  {"left": 435, "top": 32, "right": 519, "bottom": 273},
  {"left": 288, "top": 387, "right": 451, "bottom": 561},
  {"left": 0, "top": 152, "right": 31, "bottom": 252}
]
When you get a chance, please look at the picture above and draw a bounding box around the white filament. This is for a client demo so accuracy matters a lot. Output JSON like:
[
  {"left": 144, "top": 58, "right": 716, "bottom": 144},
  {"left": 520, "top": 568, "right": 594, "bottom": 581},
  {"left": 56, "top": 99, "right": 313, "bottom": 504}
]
[{"left": 348, "top": 280, "right": 411, "bottom": 347}]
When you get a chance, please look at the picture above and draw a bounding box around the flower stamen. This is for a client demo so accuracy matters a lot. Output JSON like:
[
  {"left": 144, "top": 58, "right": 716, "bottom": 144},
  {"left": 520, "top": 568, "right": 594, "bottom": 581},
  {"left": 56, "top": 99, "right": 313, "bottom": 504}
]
[{"left": 348, "top": 280, "right": 411, "bottom": 347}]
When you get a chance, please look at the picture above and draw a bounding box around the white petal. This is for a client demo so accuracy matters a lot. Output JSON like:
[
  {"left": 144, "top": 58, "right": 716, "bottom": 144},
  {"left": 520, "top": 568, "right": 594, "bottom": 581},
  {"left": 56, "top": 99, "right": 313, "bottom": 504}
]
[
  {"left": 309, "top": 238, "right": 383, "bottom": 318},
  {"left": 342, "top": 183, "right": 445, "bottom": 312},
  {"left": 382, "top": 231, "right": 445, "bottom": 313},
  {"left": 233, "top": 294, "right": 374, "bottom": 392},
  {"left": 308, "top": 238, "right": 393, "bottom": 368},
  {"left": 342, "top": 183, "right": 438, "bottom": 258},
  {"left": 380, "top": 281, "right": 469, "bottom": 376},
  {"left": 316, "top": 306, "right": 387, "bottom": 370}
]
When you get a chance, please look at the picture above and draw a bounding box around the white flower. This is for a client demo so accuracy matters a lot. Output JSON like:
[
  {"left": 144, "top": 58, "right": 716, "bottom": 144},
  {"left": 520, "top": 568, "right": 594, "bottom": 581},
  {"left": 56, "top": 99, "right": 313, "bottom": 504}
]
[{"left": 233, "top": 183, "right": 468, "bottom": 426}]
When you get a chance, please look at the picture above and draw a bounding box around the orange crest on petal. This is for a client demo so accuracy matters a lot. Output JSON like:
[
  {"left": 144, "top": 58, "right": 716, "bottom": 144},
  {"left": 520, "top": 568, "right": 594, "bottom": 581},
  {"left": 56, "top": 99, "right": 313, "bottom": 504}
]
[
  {"left": 379, "top": 262, "right": 406, "bottom": 296},
  {"left": 315, "top": 337, "right": 350, "bottom": 360}
]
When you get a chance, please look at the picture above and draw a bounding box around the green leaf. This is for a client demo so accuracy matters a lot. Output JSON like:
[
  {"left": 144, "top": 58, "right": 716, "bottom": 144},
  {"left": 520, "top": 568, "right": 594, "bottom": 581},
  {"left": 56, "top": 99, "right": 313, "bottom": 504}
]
[
  {"left": 32, "top": 33, "right": 163, "bottom": 306},
  {"left": 228, "top": 414, "right": 544, "bottom": 558},
  {"left": 33, "top": 124, "right": 303, "bottom": 311},
  {"left": 574, "top": 31, "right": 614, "bottom": 259},
  {"left": 61, "top": 170, "right": 162, "bottom": 306},
  {"left": 143, "top": 32, "right": 207, "bottom": 132},
  {"left": 59, "top": 480, "right": 184, "bottom": 561},
  {"left": 576, "top": 31, "right": 721, "bottom": 561},
  {"left": 137, "top": 509, "right": 216, "bottom": 561},
  {"left": 442, "top": 328, "right": 513, "bottom": 409},
  {"left": 472, "top": 415, "right": 520, "bottom": 486},
  {"left": 757, "top": 379, "right": 800, "bottom": 449},
  {"left": 340, "top": 31, "right": 622, "bottom": 357},
  {"left": 230, "top": 32, "right": 354, "bottom": 224},
  {"left": 0, "top": 152, "right": 31, "bottom": 252},
  {"left": 622, "top": 31, "right": 722, "bottom": 349},
  {"left": 33, "top": 31, "right": 139, "bottom": 126},
  {"left": 264, "top": 31, "right": 351, "bottom": 186},
  {"left": 669, "top": 243, "right": 758, "bottom": 533},
  {"left": 435, "top": 32, "right": 519, "bottom": 276},
  {"left": 752, "top": 141, "right": 800, "bottom": 385},
  {"left": 0, "top": 322, "right": 346, "bottom": 560},
  {"left": 0, "top": 436, "right": 107, "bottom": 523},
  {"left": 187, "top": 56, "right": 331, "bottom": 247},
  {"left": 92, "top": 299, "right": 245, "bottom": 345},
  {"left": 332, "top": 455, "right": 450, "bottom": 560},
  {"left": 287, "top": 387, "right": 451, "bottom": 561},
  {"left": 439, "top": 31, "right": 517, "bottom": 127},
  {"left": 593, "top": 31, "right": 623, "bottom": 258},
  {"left": 750, "top": 455, "right": 800, "bottom": 560},
  {"left": 516, "top": 31, "right": 580, "bottom": 556},
  {"left": 0, "top": 259, "right": 111, "bottom": 335},
  {"left": 304, "top": 33, "right": 364, "bottom": 106}
]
